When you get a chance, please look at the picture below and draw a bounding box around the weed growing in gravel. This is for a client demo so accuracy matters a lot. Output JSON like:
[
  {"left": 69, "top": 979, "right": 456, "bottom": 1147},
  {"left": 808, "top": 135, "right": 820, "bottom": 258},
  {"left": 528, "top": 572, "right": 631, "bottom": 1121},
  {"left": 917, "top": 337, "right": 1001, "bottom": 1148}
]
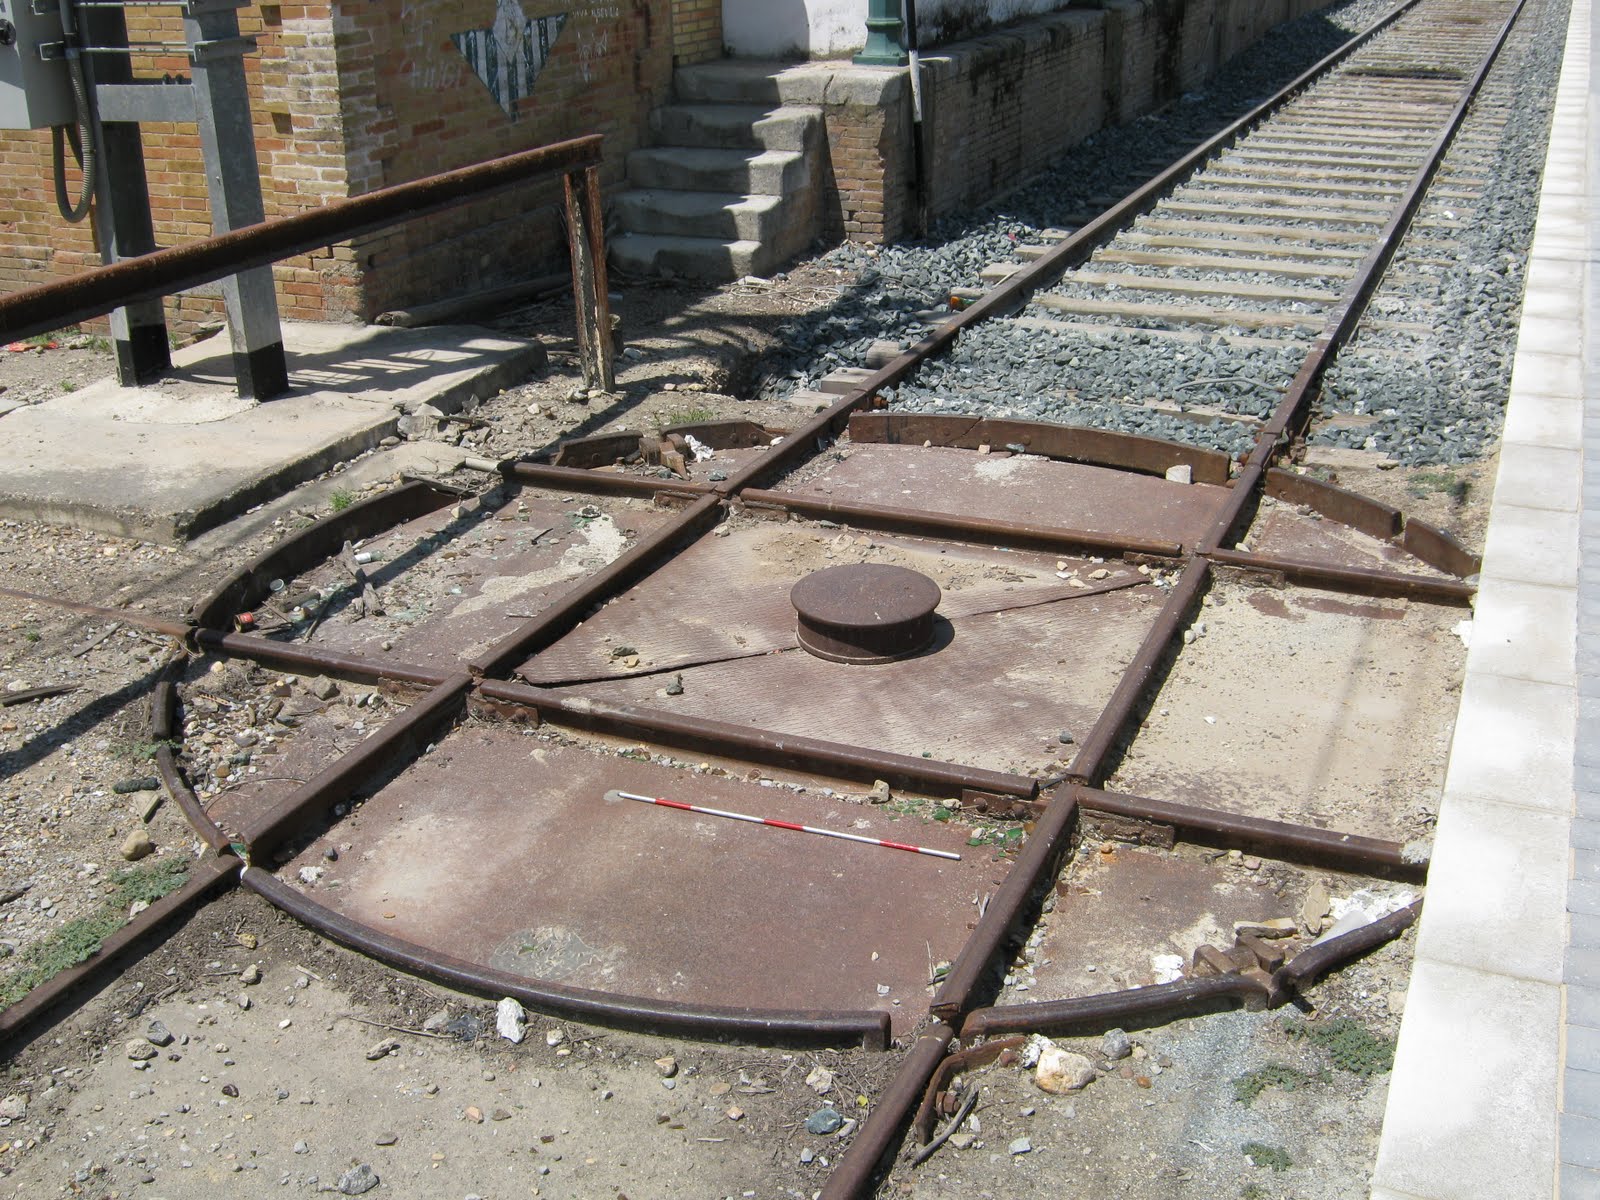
[
  {"left": 1240, "top": 1186, "right": 1268, "bottom": 1200},
  {"left": 1242, "top": 1142, "right": 1293, "bottom": 1172},
  {"left": 330, "top": 489, "right": 355, "bottom": 512},
  {"left": 661, "top": 405, "right": 717, "bottom": 426},
  {"left": 1231, "top": 1061, "right": 1329, "bottom": 1106},
  {"left": 1406, "top": 470, "right": 1469, "bottom": 505},
  {"left": 1285, "top": 1016, "right": 1395, "bottom": 1076},
  {"left": 21, "top": 625, "right": 40, "bottom": 642},
  {"left": 112, "top": 737, "right": 179, "bottom": 762},
  {"left": 0, "top": 857, "right": 189, "bottom": 1009}
]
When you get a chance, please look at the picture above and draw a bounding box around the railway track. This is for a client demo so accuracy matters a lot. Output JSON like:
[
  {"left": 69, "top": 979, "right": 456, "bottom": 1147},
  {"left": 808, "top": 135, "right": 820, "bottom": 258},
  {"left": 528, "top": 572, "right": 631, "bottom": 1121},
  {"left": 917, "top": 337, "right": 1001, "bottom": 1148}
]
[{"left": 0, "top": 0, "right": 1558, "bottom": 1195}]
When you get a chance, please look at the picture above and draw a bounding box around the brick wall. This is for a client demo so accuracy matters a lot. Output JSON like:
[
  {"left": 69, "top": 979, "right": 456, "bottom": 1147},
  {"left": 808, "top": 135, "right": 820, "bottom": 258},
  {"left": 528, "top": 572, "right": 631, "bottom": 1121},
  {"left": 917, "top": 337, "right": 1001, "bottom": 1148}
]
[
  {"left": 0, "top": 0, "right": 678, "bottom": 329},
  {"left": 671, "top": 0, "right": 722, "bottom": 65}
]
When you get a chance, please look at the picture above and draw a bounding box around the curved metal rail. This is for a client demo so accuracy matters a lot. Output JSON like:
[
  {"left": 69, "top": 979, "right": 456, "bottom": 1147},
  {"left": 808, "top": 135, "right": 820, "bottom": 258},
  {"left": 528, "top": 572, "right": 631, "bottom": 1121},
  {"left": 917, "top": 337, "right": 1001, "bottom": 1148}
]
[{"left": 0, "top": 1, "right": 1522, "bottom": 1196}]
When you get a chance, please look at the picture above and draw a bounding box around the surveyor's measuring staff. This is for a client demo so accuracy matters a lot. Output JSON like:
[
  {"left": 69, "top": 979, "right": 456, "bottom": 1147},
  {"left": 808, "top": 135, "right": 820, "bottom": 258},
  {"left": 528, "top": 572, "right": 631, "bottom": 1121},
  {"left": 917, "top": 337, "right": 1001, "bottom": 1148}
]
[{"left": 607, "top": 790, "right": 961, "bottom": 861}]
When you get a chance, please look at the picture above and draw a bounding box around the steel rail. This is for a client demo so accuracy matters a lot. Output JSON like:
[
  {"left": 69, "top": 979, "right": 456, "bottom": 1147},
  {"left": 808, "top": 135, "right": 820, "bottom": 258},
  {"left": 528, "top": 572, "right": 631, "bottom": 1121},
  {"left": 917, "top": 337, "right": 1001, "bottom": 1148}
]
[
  {"left": 240, "top": 866, "right": 892, "bottom": 1049},
  {"left": 0, "top": 586, "right": 193, "bottom": 639},
  {"left": 1067, "top": 0, "right": 1522, "bottom": 787},
  {"left": 476, "top": 678, "right": 1039, "bottom": 799},
  {"left": 959, "top": 974, "right": 1270, "bottom": 1041},
  {"left": 193, "top": 629, "right": 457, "bottom": 689},
  {"left": 1205, "top": 547, "right": 1475, "bottom": 603},
  {"left": 816, "top": 1024, "right": 955, "bottom": 1199},
  {"left": 1075, "top": 784, "right": 1427, "bottom": 880},
  {"left": 0, "top": 136, "right": 605, "bottom": 343},
  {"left": 1067, "top": 558, "right": 1209, "bottom": 784},
  {"left": 0, "top": 854, "right": 240, "bottom": 1046},
  {"left": 930, "top": 787, "right": 1079, "bottom": 1020},
  {"left": 193, "top": 479, "right": 461, "bottom": 630},
  {"left": 150, "top": 672, "right": 235, "bottom": 853},
  {"left": 737, "top": 488, "right": 1185, "bottom": 559},
  {"left": 1201, "top": 0, "right": 1532, "bottom": 554},
  {"left": 502, "top": 461, "right": 711, "bottom": 499},
  {"left": 717, "top": 0, "right": 1427, "bottom": 503},
  {"left": 957, "top": 902, "right": 1423, "bottom": 1040}
]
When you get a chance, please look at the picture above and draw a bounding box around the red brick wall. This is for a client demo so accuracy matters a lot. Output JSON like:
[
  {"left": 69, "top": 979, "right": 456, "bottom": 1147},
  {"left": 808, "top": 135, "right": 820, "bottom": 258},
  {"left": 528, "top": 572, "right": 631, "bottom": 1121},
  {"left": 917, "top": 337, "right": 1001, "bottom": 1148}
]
[{"left": 0, "top": 1, "right": 676, "bottom": 329}]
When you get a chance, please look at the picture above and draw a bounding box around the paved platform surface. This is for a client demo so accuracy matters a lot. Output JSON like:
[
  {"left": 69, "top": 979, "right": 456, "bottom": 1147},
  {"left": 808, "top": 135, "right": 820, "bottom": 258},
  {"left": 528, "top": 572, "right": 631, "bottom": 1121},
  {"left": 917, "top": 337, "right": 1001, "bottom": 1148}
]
[
  {"left": 0, "top": 321, "right": 543, "bottom": 544},
  {"left": 1370, "top": 0, "right": 1590, "bottom": 1194}
]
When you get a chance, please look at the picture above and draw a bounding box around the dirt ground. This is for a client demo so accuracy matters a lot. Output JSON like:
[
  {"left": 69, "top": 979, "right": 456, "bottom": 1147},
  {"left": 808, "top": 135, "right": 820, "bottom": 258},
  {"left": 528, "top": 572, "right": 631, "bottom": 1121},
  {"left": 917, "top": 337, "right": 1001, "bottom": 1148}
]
[{"left": 0, "top": 253, "right": 1471, "bottom": 1198}]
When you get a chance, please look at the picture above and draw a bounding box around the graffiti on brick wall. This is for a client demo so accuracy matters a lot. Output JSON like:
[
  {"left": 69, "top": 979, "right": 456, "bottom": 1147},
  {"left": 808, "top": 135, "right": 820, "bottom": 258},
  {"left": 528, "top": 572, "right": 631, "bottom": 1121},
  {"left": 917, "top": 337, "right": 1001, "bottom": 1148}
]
[{"left": 451, "top": 0, "right": 569, "bottom": 119}]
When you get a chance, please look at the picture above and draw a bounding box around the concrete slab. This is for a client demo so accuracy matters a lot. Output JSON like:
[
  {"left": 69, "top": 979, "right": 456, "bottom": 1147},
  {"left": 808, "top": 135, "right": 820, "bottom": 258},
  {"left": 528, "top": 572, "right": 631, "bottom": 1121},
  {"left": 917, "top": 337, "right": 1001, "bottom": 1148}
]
[
  {"left": 1414, "top": 795, "right": 1569, "bottom": 984},
  {"left": 1502, "top": 386, "right": 1584, "bottom": 450},
  {"left": 1370, "top": 961, "right": 1561, "bottom": 1200},
  {"left": 1480, "top": 503, "right": 1581, "bottom": 587},
  {"left": 0, "top": 321, "right": 542, "bottom": 543},
  {"left": 1439, "top": 673, "right": 1574, "bottom": 812}
]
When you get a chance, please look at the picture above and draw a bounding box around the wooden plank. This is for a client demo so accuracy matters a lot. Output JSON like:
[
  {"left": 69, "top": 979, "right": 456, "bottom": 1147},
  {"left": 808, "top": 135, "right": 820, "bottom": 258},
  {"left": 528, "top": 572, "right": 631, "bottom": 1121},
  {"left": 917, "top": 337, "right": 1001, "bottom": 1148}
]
[
  {"left": 1065, "top": 269, "right": 1336, "bottom": 304},
  {"left": 1159, "top": 200, "right": 1387, "bottom": 226},
  {"left": 1092, "top": 248, "right": 1356, "bottom": 278},
  {"left": 1010, "top": 315, "right": 1300, "bottom": 351},
  {"left": 1032, "top": 293, "right": 1327, "bottom": 331},
  {"left": 1224, "top": 147, "right": 1422, "bottom": 168},
  {"left": 1181, "top": 186, "right": 1399, "bottom": 211},
  {"left": 1118, "top": 231, "right": 1368, "bottom": 259},
  {"left": 1134, "top": 217, "right": 1376, "bottom": 245},
  {"left": 1198, "top": 170, "right": 1406, "bottom": 195}
]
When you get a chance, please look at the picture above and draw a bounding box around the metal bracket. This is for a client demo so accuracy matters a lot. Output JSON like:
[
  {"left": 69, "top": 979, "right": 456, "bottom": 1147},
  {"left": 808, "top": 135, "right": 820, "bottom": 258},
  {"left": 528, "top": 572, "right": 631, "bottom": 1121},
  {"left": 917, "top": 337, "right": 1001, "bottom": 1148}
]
[
  {"left": 188, "top": 35, "right": 255, "bottom": 62},
  {"left": 96, "top": 81, "right": 198, "bottom": 123}
]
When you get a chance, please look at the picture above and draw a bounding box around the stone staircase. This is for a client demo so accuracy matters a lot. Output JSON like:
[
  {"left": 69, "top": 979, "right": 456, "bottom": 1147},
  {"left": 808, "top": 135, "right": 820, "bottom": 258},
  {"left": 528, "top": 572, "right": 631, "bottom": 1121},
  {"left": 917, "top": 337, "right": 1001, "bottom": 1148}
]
[{"left": 612, "top": 64, "right": 825, "bottom": 282}]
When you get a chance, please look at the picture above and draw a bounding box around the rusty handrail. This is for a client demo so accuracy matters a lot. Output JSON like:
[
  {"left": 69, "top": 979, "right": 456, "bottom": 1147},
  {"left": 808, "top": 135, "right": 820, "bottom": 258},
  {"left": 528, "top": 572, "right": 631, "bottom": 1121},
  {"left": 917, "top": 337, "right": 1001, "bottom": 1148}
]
[{"left": 0, "top": 136, "right": 604, "bottom": 343}]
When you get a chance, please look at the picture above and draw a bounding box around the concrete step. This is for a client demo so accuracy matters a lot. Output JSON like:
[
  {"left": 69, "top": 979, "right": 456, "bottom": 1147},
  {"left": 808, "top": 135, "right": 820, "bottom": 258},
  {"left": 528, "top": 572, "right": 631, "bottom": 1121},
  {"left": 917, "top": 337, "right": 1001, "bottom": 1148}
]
[
  {"left": 611, "top": 233, "right": 778, "bottom": 283},
  {"left": 626, "top": 146, "right": 808, "bottom": 195},
  {"left": 673, "top": 60, "right": 820, "bottom": 106},
  {"left": 613, "top": 189, "right": 794, "bottom": 243},
  {"left": 650, "top": 103, "right": 820, "bottom": 153}
]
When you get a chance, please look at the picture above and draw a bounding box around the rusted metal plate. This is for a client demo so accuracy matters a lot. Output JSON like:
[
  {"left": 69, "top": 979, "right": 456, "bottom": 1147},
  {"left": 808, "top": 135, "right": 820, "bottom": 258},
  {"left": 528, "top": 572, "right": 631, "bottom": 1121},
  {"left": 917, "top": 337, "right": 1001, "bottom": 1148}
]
[
  {"left": 786, "top": 444, "right": 1229, "bottom": 548},
  {"left": 1265, "top": 467, "right": 1403, "bottom": 540},
  {"left": 1247, "top": 495, "right": 1449, "bottom": 575},
  {"left": 519, "top": 524, "right": 1150, "bottom": 686},
  {"left": 279, "top": 488, "right": 675, "bottom": 666},
  {"left": 848, "top": 413, "right": 1233, "bottom": 485},
  {"left": 564, "top": 583, "right": 1156, "bottom": 776},
  {"left": 277, "top": 731, "right": 998, "bottom": 1037},
  {"left": 1025, "top": 845, "right": 1320, "bottom": 1001},
  {"left": 1108, "top": 576, "right": 1463, "bottom": 843}
]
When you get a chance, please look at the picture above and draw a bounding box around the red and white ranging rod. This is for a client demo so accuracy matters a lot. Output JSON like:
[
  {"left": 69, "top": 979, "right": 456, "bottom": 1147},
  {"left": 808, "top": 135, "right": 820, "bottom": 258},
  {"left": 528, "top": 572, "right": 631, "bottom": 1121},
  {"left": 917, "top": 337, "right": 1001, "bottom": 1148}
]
[{"left": 606, "top": 790, "right": 961, "bottom": 861}]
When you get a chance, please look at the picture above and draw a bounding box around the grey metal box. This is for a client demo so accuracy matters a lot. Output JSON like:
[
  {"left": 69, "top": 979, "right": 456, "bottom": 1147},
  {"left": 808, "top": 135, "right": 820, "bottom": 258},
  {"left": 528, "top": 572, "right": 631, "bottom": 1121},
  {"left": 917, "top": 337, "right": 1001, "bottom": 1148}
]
[{"left": 0, "top": 0, "right": 74, "bottom": 130}]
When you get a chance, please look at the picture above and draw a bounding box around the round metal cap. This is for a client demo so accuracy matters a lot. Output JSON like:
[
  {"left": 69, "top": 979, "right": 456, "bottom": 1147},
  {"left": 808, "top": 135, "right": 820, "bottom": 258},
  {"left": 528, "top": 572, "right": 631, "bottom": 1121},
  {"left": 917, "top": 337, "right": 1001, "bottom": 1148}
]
[{"left": 790, "top": 564, "right": 942, "bottom": 664}]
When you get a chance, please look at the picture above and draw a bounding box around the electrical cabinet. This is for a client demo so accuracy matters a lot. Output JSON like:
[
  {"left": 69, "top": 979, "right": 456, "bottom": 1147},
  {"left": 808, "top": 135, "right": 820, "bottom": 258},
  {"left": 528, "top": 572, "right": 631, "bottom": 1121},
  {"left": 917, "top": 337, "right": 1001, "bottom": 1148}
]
[{"left": 0, "top": 0, "right": 74, "bottom": 130}]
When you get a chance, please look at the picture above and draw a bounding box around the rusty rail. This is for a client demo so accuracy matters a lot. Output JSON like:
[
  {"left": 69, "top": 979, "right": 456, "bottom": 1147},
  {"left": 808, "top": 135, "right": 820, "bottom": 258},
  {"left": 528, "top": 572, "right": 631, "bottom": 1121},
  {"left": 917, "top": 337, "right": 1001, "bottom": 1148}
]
[
  {"left": 241, "top": 866, "right": 890, "bottom": 1048},
  {"left": 0, "top": 854, "right": 239, "bottom": 1046}
]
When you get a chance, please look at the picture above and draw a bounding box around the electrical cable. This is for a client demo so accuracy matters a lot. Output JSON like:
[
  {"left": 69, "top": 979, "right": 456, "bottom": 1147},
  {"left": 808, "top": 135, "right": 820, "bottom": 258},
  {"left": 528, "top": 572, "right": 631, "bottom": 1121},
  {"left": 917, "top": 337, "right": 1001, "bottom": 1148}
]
[{"left": 51, "top": 1, "right": 94, "bottom": 223}]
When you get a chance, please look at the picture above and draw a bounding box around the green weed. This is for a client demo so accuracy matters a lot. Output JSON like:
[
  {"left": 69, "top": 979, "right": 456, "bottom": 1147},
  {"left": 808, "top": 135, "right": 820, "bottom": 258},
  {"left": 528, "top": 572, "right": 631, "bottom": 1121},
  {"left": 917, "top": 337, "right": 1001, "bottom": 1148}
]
[
  {"left": 1285, "top": 1016, "right": 1395, "bottom": 1076},
  {"left": 330, "top": 489, "right": 355, "bottom": 513},
  {"left": 1232, "top": 1061, "right": 1329, "bottom": 1106},
  {"left": 1405, "top": 470, "right": 1469, "bottom": 504},
  {"left": 660, "top": 405, "right": 717, "bottom": 426},
  {"left": 0, "top": 858, "right": 190, "bottom": 1009},
  {"left": 1242, "top": 1142, "right": 1292, "bottom": 1172}
]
